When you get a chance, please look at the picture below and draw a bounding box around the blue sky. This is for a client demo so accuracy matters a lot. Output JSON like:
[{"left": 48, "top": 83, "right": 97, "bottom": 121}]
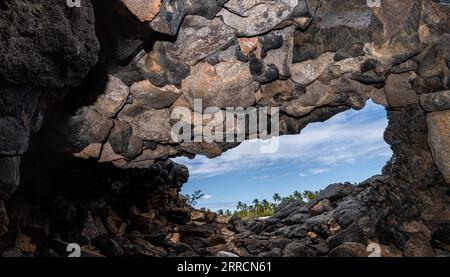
[{"left": 175, "top": 100, "right": 392, "bottom": 212}]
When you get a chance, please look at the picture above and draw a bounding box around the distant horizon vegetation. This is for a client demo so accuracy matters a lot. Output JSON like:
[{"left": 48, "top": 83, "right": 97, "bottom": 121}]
[{"left": 185, "top": 188, "right": 332, "bottom": 219}]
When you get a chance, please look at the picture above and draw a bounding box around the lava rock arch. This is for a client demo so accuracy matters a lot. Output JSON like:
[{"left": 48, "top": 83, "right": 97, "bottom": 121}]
[{"left": 0, "top": 0, "right": 449, "bottom": 257}]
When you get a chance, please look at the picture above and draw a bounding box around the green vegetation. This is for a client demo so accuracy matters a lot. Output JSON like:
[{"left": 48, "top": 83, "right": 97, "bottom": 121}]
[
  {"left": 185, "top": 190, "right": 205, "bottom": 206},
  {"left": 216, "top": 209, "right": 233, "bottom": 217},
  {"left": 215, "top": 190, "right": 323, "bottom": 219}
]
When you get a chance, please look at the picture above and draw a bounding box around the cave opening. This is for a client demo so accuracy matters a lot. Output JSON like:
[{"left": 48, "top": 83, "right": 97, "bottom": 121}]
[
  {"left": 176, "top": 100, "right": 392, "bottom": 215},
  {"left": 1, "top": 0, "right": 449, "bottom": 259}
]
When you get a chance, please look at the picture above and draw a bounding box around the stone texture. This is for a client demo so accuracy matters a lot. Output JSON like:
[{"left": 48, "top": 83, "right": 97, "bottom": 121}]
[
  {"left": 369, "top": 0, "right": 424, "bottom": 70},
  {"left": 328, "top": 242, "right": 368, "bottom": 257},
  {"left": 0, "top": 0, "right": 99, "bottom": 88},
  {"left": 99, "top": 143, "right": 123, "bottom": 163},
  {"left": 108, "top": 121, "right": 133, "bottom": 155},
  {"left": 182, "top": 62, "right": 257, "bottom": 109},
  {"left": 119, "top": 107, "right": 172, "bottom": 143},
  {"left": 166, "top": 16, "right": 234, "bottom": 66},
  {"left": 290, "top": 52, "right": 335, "bottom": 86},
  {"left": 0, "top": 87, "right": 41, "bottom": 156},
  {"left": 180, "top": 141, "right": 223, "bottom": 159},
  {"left": 238, "top": 37, "right": 259, "bottom": 56},
  {"left": 94, "top": 75, "right": 130, "bottom": 118},
  {"left": 0, "top": 200, "right": 8, "bottom": 236},
  {"left": 310, "top": 199, "right": 333, "bottom": 216},
  {"left": 220, "top": 0, "right": 298, "bottom": 36},
  {"left": 130, "top": 80, "right": 181, "bottom": 109},
  {"left": 384, "top": 105, "right": 438, "bottom": 187},
  {"left": 426, "top": 110, "right": 450, "bottom": 183},
  {"left": 149, "top": 0, "right": 225, "bottom": 36},
  {"left": 122, "top": 0, "right": 162, "bottom": 22},
  {"left": 140, "top": 42, "right": 190, "bottom": 87},
  {"left": 63, "top": 108, "right": 114, "bottom": 152},
  {"left": 0, "top": 156, "right": 20, "bottom": 200},
  {"left": 316, "top": 183, "right": 355, "bottom": 202},
  {"left": 420, "top": 91, "right": 450, "bottom": 112},
  {"left": 264, "top": 27, "right": 296, "bottom": 78},
  {"left": 132, "top": 145, "right": 172, "bottom": 162},
  {"left": 404, "top": 233, "right": 435, "bottom": 257},
  {"left": 74, "top": 143, "right": 103, "bottom": 160},
  {"left": 326, "top": 224, "right": 364, "bottom": 251},
  {"left": 281, "top": 81, "right": 336, "bottom": 117},
  {"left": 385, "top": 73, "right": 419, "bottom": 108}
]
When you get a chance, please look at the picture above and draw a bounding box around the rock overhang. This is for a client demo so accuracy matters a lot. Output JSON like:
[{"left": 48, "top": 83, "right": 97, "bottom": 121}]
[{"left": 37, "top": 0, "right": 447, "bottom": 187}]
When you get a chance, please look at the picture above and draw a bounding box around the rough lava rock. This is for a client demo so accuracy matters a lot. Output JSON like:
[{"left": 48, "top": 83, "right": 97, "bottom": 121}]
[{"left": 0, "top": 0, "right": 99, "bottom": 88}]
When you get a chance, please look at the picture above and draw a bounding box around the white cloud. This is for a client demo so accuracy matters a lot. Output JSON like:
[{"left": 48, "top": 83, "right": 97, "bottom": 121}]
[
  {"left": 202, "top": 194, "right": 213, "bottom": 200},
  {"left": 252, "top": 175, "right": 273, "bottom": 181},
  {"left": 299, "top": 173, "right": 309, "bottom": 177},
  {"left": 174, "top": 101, "right": 392, "bottom": 179},
  {"left": 308, "top": 168, "right": 331, "bottom": 175},
  {"left": 252, "top": 172, "right": 294, "bottom": 181}
]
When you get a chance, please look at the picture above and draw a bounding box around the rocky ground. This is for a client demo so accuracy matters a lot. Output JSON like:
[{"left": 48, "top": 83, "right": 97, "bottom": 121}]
[
  {"left": 1, "top": 156, "right": 449, "bottom": 257},
  {"left": 0, "top": 0, "right": 449, "bottom": 257}
]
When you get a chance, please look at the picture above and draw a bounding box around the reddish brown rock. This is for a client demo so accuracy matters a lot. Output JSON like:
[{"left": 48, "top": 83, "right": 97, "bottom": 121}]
[
  {"left": 181, "top": 141, "right": 223, "bottom": 159},
  {"left": 190, "top": 211, "right": 206, "bottom": 222},
  {"left": 99, "top": 143, "right": 123, "bottom": 163},
  {"left": 74, "top": 143, "right": 103, "bottom": 160},
  {"left": 238, "top": 37, "right": 259, "bottom": 56},
  {"left": 399, "top": 221, "right": 432, "bottom": 238},
  {"left": 16, "top": 233, "right": 37, "bottom": 255},
  {"left": 122, "top": 0, "right": 162, "bottom": 22},
  {"left": 310, "top": 199, "right": 333, "bottom": 216}
]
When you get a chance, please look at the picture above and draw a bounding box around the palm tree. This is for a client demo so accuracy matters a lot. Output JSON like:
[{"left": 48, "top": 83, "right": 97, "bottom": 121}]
[
  {"left": 302, "top": 190, "right": 322, "bottom": 201},
  {"left": 273, "top": 193, "right": 282, "bottom": 203},
  {"left": 252, "top": 199, "right": 260, "bottom": 215},
  {"left": 293, "top": 190, "right": 302, "bottom": 200},
  {"left": 252, "top": 199, "right": 260, "bottom": 206},
  {"left": 236, "top": 201, "right": 244, "bottom": 211},
  {"left": 261, "top": 199, "right": 271, "bottom": 215},
  {"left": 270, "top": 203, "right": 277, "bottom": 211}
]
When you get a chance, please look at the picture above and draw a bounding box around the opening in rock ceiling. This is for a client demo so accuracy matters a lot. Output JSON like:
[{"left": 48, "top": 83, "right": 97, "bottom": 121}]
[{"left": 176, "top": 100, "right": 392, "bottom": 213}]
